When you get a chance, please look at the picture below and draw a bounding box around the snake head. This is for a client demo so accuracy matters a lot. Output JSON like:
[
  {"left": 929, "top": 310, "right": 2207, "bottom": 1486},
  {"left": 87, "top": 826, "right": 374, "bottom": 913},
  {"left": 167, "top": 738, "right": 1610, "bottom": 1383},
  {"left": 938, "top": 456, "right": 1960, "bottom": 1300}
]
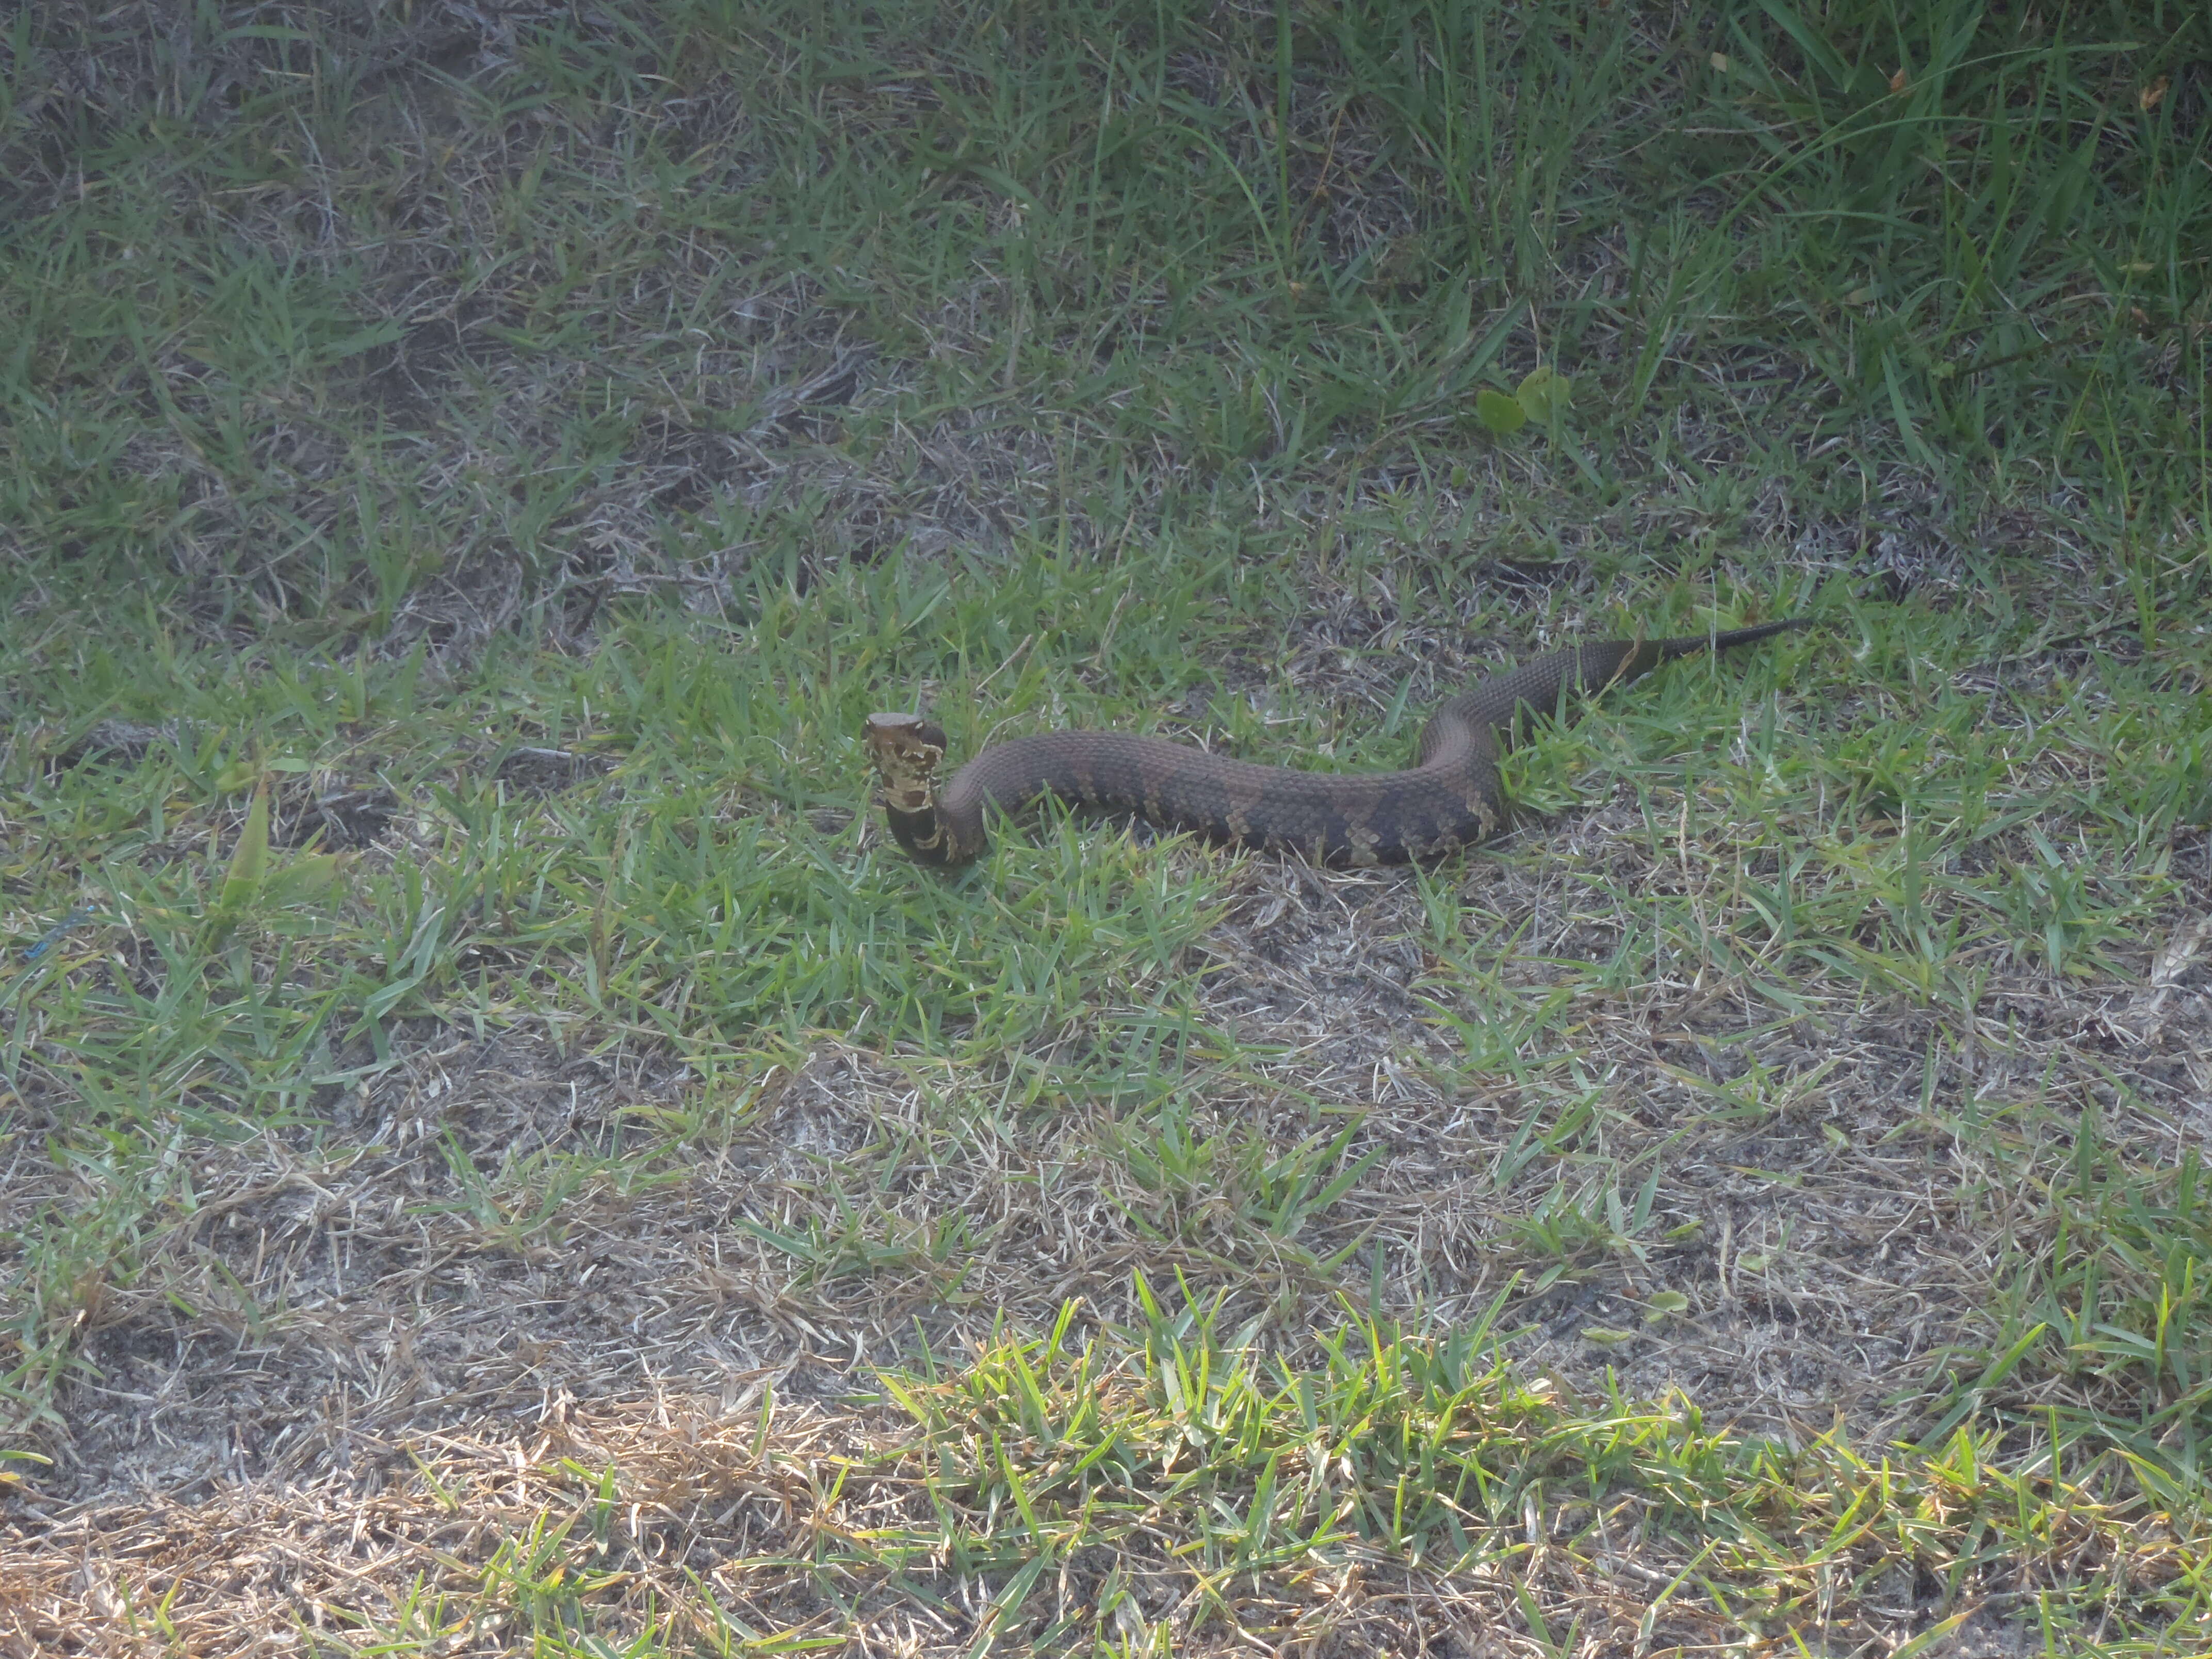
[{"left": 863, "top": 712, "right": 949, "bottom": 812}]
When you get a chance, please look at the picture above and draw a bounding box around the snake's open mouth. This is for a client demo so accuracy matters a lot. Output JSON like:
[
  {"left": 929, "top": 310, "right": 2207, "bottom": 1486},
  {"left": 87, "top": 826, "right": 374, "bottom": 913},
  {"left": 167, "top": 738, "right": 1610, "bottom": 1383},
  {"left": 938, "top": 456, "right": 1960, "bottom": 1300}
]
[{"left": 864, "top": 712, "right": 948, "bottom": 815}]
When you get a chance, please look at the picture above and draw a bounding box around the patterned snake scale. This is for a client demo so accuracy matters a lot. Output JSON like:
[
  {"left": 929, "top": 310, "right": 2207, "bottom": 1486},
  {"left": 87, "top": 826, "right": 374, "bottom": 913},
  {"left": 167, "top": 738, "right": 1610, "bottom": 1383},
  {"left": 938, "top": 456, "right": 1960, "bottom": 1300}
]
[{"left": 865, "top": 619, "right": 1808, "bottom": 869}]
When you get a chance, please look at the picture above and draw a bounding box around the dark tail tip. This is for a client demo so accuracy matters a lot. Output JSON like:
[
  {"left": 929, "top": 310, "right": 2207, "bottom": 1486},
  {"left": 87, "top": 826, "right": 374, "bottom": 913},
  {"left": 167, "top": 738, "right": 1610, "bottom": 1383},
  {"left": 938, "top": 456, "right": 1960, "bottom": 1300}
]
[{"left": 1658, "top": 616, "right": 1814, "bottom": 657}]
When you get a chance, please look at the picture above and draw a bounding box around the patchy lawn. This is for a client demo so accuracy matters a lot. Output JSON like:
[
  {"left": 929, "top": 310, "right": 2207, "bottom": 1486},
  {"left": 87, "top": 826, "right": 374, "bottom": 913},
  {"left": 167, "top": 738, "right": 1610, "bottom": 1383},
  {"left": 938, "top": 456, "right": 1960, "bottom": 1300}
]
[{"left": 3, "top": 1, "right": 2209, "bottom": 1653}]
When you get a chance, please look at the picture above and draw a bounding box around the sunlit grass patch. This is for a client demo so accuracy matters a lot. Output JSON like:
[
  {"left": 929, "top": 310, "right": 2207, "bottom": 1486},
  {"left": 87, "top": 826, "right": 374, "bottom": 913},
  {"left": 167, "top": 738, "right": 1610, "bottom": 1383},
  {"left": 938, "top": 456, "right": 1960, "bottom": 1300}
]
[{"left": 19, "top": 1296, "right": 2201, "bottom": 1655}]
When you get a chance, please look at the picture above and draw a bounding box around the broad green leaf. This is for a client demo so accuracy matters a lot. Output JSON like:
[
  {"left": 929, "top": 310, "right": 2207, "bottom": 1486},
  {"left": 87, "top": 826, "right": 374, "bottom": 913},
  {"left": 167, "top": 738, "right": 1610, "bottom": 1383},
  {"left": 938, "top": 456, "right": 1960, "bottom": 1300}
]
[
  {"left": 1475, "top": 388, "right": 1526, "bottom": 434},
  {"left": 262, "top": 852, "right": 349, "bottom": 908},
  {"left": 211, "top": 781, "right": 271, "bottom": 934},
  {"left": 1516, "top": 364, "right": 1569, "bottom": 422},
  {"left": 1646, "top": 1291, "right": 1690, "bottom": 1324}
]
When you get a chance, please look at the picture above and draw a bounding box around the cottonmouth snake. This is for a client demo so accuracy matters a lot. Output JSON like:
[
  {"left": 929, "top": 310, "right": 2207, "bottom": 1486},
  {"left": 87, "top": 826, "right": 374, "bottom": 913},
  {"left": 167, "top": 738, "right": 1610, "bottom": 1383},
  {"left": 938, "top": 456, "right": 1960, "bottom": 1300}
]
[{"left": 865, "top": 619, "right": 1807, "bottom": 869}]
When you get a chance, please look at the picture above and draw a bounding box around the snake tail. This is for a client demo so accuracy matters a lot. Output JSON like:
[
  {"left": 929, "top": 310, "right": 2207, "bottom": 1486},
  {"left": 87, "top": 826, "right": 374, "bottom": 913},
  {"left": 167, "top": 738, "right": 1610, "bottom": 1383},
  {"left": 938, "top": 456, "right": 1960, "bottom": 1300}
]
[{"left": 865, "top": 616, "right": 1808, "bottom": 869}]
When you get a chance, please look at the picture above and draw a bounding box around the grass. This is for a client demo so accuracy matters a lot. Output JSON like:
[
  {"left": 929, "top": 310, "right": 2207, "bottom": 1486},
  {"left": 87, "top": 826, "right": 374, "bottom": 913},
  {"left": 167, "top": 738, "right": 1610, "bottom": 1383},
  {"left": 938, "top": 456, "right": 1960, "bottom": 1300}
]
[{"left": 2, "top": 0, "right": 2210, "bottom": 1651}]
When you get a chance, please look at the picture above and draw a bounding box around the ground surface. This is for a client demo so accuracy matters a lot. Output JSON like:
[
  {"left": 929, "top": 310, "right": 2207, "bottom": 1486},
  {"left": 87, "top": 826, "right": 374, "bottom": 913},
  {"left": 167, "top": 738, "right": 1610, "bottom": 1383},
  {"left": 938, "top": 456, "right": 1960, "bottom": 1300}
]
[{"left": 2, "top": 2, "right": 2210, "bottom": 1654}]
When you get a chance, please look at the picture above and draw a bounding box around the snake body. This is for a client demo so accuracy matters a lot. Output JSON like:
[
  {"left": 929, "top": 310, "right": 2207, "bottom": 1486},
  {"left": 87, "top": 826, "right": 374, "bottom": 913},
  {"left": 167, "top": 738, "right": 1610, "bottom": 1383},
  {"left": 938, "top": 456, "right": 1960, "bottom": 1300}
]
[{"left": 865, "top": 619, "right": 1806, "bottom": 869}]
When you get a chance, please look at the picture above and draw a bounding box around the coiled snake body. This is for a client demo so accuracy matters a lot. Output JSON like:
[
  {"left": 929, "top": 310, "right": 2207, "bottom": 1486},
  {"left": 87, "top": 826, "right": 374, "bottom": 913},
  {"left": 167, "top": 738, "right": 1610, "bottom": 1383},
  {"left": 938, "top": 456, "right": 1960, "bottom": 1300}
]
[{"left": 866, "top": 619, "right": 1806, "bottom": 869}]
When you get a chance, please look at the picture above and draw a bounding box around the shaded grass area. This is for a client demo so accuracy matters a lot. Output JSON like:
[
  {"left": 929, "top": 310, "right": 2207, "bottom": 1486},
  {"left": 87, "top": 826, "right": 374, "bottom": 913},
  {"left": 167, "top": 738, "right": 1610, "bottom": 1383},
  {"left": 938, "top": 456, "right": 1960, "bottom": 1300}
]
[{"left": 2, "top": 0, "right": 2210, "bottom": 1652}]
